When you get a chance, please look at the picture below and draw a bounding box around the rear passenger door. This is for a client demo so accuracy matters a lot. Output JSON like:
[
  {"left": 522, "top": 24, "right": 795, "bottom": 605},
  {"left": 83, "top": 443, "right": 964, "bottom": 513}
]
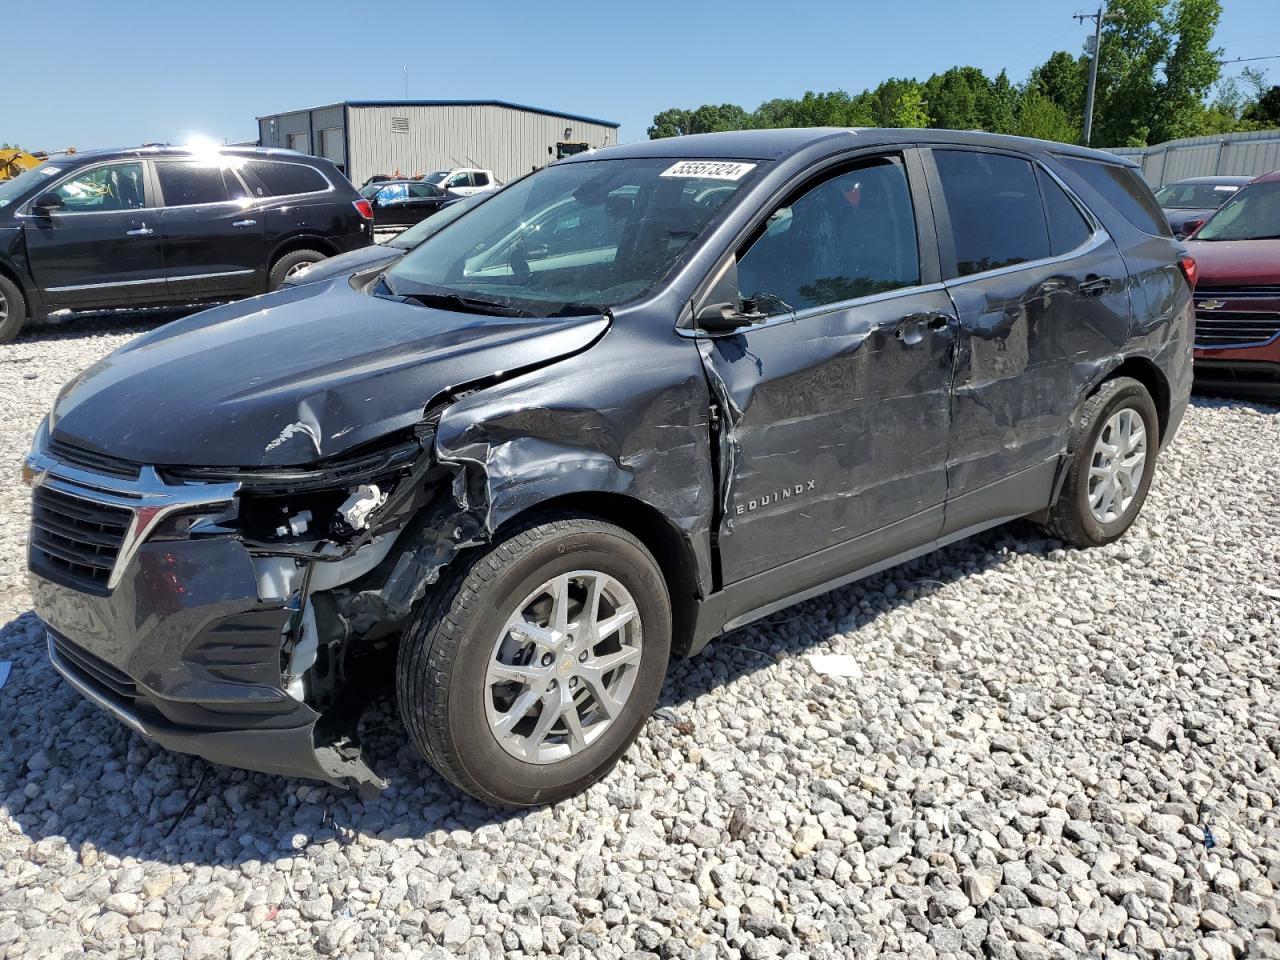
[
  {"left": 925, "top": 148, "right": 1132, "bottom": 532},
  {"left": 155, "top": 159, "right": 264, "bottom": 300}
]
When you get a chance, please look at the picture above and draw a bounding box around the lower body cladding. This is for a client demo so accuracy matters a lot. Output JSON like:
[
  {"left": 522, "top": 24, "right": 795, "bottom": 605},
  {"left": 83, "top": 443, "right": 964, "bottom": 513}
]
[{"left": 32, "top": 529, "right": 404, "bottom": 797}]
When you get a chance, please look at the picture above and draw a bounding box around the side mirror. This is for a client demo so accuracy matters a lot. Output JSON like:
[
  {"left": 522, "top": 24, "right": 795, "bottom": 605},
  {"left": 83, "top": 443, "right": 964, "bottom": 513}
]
[
  {"left": 1183, "top": 218, "right": 1205, "bottom": 237},
  {"left": 31, "top": 193, "right": 64, "bottom": 215},
  {"left": 693, "top": 259, "right": 766, "bottom": 333}
]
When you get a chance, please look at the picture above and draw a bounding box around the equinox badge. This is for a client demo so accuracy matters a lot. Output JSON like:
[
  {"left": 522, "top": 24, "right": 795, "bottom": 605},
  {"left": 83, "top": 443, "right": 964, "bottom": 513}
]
[{"left": 736, "top": 480, "right": 817, "bottom": 515}]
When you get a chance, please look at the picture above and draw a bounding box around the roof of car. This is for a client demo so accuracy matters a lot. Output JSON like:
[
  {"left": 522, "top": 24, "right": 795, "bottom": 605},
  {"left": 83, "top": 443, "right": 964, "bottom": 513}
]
[
  {"left": 1250, "top": 169, "right": 1280, "bottom": 183},
  {"left": 46, "top": 145, "right": 325, "bottom": 164},
  {"left": 1165, "top": 175, "right": 1255, "bottom": 186},
  {"left": 561, "top": 128, "right": 1137, "bottom": 165}
]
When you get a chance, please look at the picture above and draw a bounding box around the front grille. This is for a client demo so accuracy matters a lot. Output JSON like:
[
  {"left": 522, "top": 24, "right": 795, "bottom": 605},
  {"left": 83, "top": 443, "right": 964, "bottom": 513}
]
[
  {"left": 1194, "top": 311, "right": 1280, "bottom": 348},
  {"left": 47, "top": 436, "right": 141, "bottom": 480},
  {"left": 48, "top": 629, "right": 138, "bottom": 702},
  {"left": 1195, "top": 285, "right": 1280, "bottom": 300},
  {"left": 30, "top": 485, "right": 132, "bottom": 594}
]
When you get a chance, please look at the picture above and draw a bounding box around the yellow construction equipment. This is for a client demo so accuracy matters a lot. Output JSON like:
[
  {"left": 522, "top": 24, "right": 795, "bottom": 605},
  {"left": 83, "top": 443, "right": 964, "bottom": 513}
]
[{"left": 0, "top": 147, "right": 76, "bottom": 181}]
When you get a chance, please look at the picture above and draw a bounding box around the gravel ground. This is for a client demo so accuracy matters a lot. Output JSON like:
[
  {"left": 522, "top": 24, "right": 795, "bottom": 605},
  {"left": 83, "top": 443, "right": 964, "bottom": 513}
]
[{"left": 1, "top": 315, "right": 1278, "bottom": 960}]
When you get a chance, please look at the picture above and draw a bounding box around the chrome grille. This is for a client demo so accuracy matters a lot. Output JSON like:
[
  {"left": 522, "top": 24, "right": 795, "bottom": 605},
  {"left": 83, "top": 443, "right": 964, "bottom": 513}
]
[
  {"left": 1194, "top": 311, "right": 1280, "bottom": 348},
  {"left": 30, "top": 485, "right": 131, "bottom": 594},
  {"left": 1195, "top": 284, "right": 1280, "bottom": 300}
]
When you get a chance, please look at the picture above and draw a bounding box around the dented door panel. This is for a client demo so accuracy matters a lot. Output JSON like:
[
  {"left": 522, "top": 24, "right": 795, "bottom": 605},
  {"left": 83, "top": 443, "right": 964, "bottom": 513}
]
[{"left": 699, "top": 288, "right": 957, "bottom": 585}]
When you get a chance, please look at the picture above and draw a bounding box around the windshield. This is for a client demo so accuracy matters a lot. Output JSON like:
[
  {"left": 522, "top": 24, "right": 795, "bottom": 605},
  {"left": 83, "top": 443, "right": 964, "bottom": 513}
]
[
  {"left": 1196, "top": 180, "right": 1280, "bottom": 241},
  {"left": 1154, "top": 181, "right": 1243, "bottom": 210},
  {"left": 0, "top": 163, "right": 68, "bottom": 209},
  {"left": 383, "top": 157, "right": 761, "bottom": 315},
  {"left": 388, "top": 193, "right": 488, "bottom": 248}
]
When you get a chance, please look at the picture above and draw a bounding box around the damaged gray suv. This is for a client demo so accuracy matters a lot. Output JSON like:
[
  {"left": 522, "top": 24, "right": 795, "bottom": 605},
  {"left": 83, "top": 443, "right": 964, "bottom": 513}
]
[{"left": 27, "top": 129, "right": 1193, "bottom": 806}]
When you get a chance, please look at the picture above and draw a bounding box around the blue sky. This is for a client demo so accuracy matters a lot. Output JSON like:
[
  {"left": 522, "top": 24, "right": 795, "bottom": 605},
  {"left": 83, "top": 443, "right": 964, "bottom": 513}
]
[{"left": 4, "top": 0, "right": 1276, "bottom": 149}]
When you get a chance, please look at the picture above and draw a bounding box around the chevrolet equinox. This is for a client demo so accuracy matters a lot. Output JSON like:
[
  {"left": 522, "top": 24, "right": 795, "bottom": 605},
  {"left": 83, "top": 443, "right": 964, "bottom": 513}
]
[{"left": 26, "top": 129, "right": 1193, "bottom": 806}]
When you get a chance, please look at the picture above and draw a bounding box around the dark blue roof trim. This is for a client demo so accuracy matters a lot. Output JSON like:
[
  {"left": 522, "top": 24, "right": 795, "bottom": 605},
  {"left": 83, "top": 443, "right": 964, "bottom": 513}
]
[{"left": 342, "top": 100, "right": 620, "bottom": 129}]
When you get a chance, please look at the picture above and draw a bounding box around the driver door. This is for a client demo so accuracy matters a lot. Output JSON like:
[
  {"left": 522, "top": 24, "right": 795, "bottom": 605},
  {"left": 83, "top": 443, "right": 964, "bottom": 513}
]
[
  {"left": 699, "top": 152, "right": 958, "bottom": 586},
  {"left": 23, "top": 161, "right": 167, "bottom": 309}
]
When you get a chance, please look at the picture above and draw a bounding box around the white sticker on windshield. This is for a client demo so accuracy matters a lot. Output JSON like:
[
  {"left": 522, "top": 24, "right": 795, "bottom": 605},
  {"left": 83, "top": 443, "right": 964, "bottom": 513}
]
[
  {"left": 660, "top": 160, "right": 756, "bottom": 181},
  {"left": 39, "top": 166, "right": 60, "bottom": 176},
  {"left": 1214, "top": 185, "right": 1237, "bottom": 192}
]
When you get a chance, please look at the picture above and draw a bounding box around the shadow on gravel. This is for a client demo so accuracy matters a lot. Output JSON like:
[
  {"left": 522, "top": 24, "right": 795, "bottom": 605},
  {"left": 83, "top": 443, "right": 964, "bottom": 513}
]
[
  {"left": 12, "top": 307, "right": 204, "bottom": 345},
  {"left": 0, "top": 518, "right": 1060, "bottom": 868}
]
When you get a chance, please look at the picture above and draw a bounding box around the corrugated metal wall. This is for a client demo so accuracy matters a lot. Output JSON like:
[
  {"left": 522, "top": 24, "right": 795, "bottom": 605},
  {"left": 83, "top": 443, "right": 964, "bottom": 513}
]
[
  {"left": 258, "top": 110, "right": 315, "bottom": 150},
  {"left": 345, "top": 104, "right": 617, "bottom": 185},
  {"left": 1100, "top": 129, "right": 1280, "bottom": 186}
]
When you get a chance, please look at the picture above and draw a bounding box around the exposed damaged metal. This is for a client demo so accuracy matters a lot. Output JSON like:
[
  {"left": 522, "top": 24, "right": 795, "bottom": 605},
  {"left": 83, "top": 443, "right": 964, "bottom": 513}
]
[{"left": 27, "top": 128, "right": 1193, "bottom": 804}]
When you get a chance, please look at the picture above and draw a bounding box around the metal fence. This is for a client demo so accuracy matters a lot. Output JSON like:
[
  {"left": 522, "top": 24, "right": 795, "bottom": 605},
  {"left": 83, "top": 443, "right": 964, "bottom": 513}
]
[{"left": 1100, "top": 128, "right": 1280, "bottom": 186}]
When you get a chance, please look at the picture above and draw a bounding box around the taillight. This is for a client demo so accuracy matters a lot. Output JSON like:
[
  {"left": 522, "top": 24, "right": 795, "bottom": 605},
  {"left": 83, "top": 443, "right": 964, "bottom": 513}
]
[
  {"left": 353, "top": 199, "right": 374, "bottom": 220},
  {"left": 1178, "top": 253, "right": 1198, "bottom": 290}
]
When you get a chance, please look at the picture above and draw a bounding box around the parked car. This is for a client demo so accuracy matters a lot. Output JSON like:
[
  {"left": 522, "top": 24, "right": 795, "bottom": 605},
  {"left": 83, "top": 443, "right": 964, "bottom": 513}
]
[
  {"left": 1183, "top": 170, "right": 1280, "bottom": 398},
  {"left": 26, "top": 129, "right": 1192, "bottom": 806},
  {"left": 422, "top": 167, "right": 499, "bottom": 197},
  {"left": 1154, "top": 175, "right": 1253, "bottom": 238},
  {"left": 285, "top": 192, "right": 493, "bottom": 287},
  {"left": 359, "top": 179, "right": 449, "bottom": 228},
  {"left": 0, "top": 145, "right": 373, "bottom": 340}
]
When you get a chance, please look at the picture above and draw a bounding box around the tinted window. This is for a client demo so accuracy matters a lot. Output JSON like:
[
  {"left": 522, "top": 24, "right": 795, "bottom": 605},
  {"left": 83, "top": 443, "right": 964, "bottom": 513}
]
[
  {"left": 52, "top": 162, "right": 146, "bottom": 212},
  {"left": 934, "top": 150, "right": 1049, "bottom": 276},
  {"left": 1059, "top": 156, "right": 1171, "bottom": 237},
  {"left": 473, "top": 172, "right": 490, "bottom": 187},
  {"left": 408, "top": 182, "right": 440, "bottom": 199},
  {"left": 737, "top": 158, "right": 920, "bottom": 313},
  {"left": 446, "top": 172, "right": 473, "bottom": 188},
  {"left": 378, "top": 183, "right": 409, "bottom": 202},
  {"left": 1037, "top": 168, "right": 1092, "bottom": 256},
  {"left": 156, "top": 162, "right": 228, "bottom": 206},
  {"left": 244, "top": 161, "right": 328, "bottom": 197},
  {"left": 1154, "top": 181, "right": 1243, "bottom": 209},
  {"left": 223, "top": 168, "right": 249, "bottom": 201}
]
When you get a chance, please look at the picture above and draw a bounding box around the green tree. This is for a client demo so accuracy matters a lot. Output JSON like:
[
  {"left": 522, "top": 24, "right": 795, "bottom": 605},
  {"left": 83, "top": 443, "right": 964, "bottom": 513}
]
[
  {"left": 982, "top": 70, "right": 1020, "bottom": 133},
  {"left": 1243, "top": 84, "right": 1280, "bottom": 126},
  {"left": 1015, "top": 89, "right": 1079, "bottom": 142},
  {"left": 647, "top": 103, "right": 750, "bottom": 139},
  {"left": 868, "top": 78, "right": 930, "bottom": 127},
  {"left": 922, "top": 67, "right": 991, "bottom": 130},
  {"left": 1030, "top": 51, "right": 1087, "bottom": 127}
]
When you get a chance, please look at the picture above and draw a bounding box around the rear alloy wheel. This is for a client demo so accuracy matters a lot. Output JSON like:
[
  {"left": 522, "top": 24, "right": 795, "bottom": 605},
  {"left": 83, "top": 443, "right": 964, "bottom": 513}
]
[
  {"left": 0, "top": 273, "right": 27, "bottom": 343},
  {"left": 1041, "top": 376, "right": 1159, "bottom": 547},
  {"left": 268, "top": 249, "right": 327, "bottom": 290},
  {"left": 397, "top": 515, "right": 671, "bottom": 806}
]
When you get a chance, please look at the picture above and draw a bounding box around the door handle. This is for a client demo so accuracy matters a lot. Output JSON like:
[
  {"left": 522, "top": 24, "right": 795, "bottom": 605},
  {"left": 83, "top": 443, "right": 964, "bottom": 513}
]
[
  {"left": 894, "top": 311, "right": 953, "bottom": 343},
  {"left": 125, "top": 224, "right": 153, "bottom": 236},
  {"left": 1079, "top": 275, "right": 1114, "bottom": 296},
  {"left": 232, "top": 219, "right": 257, "bottom": 228}
]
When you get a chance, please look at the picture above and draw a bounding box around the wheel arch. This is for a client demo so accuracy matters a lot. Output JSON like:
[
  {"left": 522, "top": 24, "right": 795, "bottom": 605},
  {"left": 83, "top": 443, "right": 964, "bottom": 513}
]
[
  {"left": 268, "top": 233, "right": 338, "bottom": 267},
  {"left": 494, "top": 491, "right": 704, "bottom": 660},
  {"left": 1098, "top": 355, "right": 1171, "bottom": 445}
]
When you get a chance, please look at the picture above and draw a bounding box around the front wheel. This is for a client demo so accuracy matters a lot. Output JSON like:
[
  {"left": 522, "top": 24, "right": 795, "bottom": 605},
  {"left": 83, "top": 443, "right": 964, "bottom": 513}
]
[
  {"left": 397, "top": 515, "right": 671, "bottom": 806},
  {"left": 1041, "top": 376, "right": 1159, "bottom": 547},
  {"left": 0, "top": 273, "right": 28, "bottom": 343},
  {"left": 268, "top": 249, "right": 327, "bottom": 290}
]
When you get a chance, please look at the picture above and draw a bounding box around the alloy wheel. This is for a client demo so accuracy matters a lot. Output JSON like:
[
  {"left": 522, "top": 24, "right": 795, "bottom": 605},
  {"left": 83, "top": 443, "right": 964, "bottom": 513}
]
[
  {"left": 285, "top": 261, "right": 314, "bottom": 279},
  {"left": 1088, "top": 407, "right": 1147, "bottom": 524},
  {"left": 484, "top": 570, "right": 643, "bottom": 764},
  {"left": 0, "top": 290, "right": 7, "bottom": 327}
]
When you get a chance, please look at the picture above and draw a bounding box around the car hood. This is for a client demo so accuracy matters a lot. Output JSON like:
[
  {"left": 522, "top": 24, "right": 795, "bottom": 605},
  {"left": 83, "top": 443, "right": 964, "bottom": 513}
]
[
  {"left": 50, "top": 280, "right": 609, "bottom": 467},
  {"left": 286, "top": 244, "right": 405, "bottom": 286},
  {"left": 1184, "top": 238, "right": 1280, "bottom": 286}
]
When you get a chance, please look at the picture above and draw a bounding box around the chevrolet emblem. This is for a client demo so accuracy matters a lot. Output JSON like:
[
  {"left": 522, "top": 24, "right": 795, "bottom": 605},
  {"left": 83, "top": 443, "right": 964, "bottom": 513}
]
[{"left": 1199, "top": 299, "right": 1226, "bottom": 310}]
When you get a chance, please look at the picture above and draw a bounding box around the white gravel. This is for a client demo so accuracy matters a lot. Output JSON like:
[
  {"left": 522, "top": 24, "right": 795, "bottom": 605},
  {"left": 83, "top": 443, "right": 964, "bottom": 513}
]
[{"left": 1, "top": 315, "right": 1278, "bottom": 960}]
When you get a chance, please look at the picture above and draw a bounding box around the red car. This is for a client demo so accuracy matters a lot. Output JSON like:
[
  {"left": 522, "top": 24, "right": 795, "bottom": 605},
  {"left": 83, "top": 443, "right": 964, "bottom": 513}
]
[{"left": 1184, "top": 170, "right": 1280, "bottom": 398}]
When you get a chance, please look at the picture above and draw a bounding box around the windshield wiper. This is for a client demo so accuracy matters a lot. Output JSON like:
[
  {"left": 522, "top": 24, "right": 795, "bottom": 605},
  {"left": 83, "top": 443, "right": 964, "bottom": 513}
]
[
  {"left": 545, "top": 302, "right": 607, "bottom": 317},
  {"left": 400, "top": 291, "right": 537, "bottom": 318}
]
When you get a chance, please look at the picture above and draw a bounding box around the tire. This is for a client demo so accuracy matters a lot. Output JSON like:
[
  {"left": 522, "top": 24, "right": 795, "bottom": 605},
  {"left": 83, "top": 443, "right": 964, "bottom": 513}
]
[
  {"left": 268, "top": 249, "right": 327, "bottom": 291},
  {"left": 1041, "top": 376, "right": 1159, "bottom": 548},
  {"left": 397, "top": 514, "right": 671, "bottom": 807},
  {"left": 0, "top": 273, "right": 27, "bottom": 343}
]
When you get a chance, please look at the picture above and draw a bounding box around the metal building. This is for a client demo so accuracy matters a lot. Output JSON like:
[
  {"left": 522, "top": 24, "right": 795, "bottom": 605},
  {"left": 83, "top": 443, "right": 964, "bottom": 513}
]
[{"left": 255, "top": 100, "right": 620, "bottom": 186}]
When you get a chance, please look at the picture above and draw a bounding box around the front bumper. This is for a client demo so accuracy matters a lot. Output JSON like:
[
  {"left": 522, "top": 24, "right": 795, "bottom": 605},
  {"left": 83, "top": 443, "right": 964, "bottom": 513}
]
[
  {"left": 1194, "top": 338, "right": 1280, "bottom": 399},
  {"left": 27, "top": 443, "right": 384, "bottom": 793}
]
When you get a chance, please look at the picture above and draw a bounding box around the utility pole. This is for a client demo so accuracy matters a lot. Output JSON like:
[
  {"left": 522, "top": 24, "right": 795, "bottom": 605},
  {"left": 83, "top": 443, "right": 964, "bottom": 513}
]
[{"left": 1075, "top": 6, "right": 1105, "bottom": 146}]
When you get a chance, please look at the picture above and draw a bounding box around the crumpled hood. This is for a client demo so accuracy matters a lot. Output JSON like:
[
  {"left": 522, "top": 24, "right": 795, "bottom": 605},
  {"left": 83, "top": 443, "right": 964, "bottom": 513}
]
[{"left": 50, "top": 279, "right": 608, "bottom": 467}]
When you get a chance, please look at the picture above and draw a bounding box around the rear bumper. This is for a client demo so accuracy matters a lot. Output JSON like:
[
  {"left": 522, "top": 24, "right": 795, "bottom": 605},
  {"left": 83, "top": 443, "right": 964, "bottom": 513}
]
[{"left": 1194, "top": 339, "right": 1280, "bottom": 399}]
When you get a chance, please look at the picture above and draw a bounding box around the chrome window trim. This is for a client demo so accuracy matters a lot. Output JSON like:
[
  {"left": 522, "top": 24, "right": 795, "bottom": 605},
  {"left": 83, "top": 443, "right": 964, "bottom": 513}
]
[
  {"left": 942, "top": 228, "right": 1111, "bottom": 289},
  {"left": 26, "top": 432, "right": 240, "bottom": 590},
  {"left": 44, "top": 269, "right": 254, "bottom": 293},
  {"left": 16, "top": 158, "right": 151, "bottom": 217}
]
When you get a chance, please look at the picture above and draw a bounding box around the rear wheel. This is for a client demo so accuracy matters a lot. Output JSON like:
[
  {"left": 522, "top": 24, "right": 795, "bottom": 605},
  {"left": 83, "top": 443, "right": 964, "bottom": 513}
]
[
  {"left": 268, "top": 249, "right": 327, "bottom": 290},
  {"left": 396, "top": 515, "right": 671, "bottom": 806},
  {"left": 1042, "top": 376, "right": 1159, "bottom": 547},
  {"left": 0, "top": 274, "right": 27, "bottom": 343}
]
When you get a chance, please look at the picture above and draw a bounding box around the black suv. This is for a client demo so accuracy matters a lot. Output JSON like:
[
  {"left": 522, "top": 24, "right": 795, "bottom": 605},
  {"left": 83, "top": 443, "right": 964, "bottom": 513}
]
[
  {"left": 0, "top": 145, "right": 373, "bottom": 340},
  {"left": 26, "top": 129, "right": 1192, "bottom": 806}
]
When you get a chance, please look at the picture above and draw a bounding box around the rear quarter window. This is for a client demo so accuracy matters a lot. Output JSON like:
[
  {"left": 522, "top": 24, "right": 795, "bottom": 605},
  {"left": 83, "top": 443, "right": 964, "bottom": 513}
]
[
  {"left": 242, "top": 161, "right": 329, "bottom": 197},
  {"left": 1058, "top": 156, "right": 1171, "bottom": 238}
]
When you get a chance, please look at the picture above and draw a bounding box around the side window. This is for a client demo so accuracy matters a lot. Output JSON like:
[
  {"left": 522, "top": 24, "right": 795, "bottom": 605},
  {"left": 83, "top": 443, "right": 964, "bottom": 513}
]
[
  {"left": 447, "top": 172, "right": 472, "bottom": 189},
  {"left": 407, "top": 182, "right": 439, "bottom": 199},
  {"left": 1037, "top": 168, "right": 1092, "bottom": 255},
  {"left": 51, "top": 162, "right": 146, "bottom": 212},
  {"left": 934, "top": 150, "right": 1049, "bottom": 276},
  {"left": 736, "top": 158, "right": 920, "bottom": 314},
  {"left": 473, "top": 172, "right": 490, "bottom": 187},
  {"left": 1058, "top": 156, "right": 1171, "bottom": 237},
  {"left": 243, "top": 161, "right": 328, "bottom": 197},
  {"left": 222, "top": 167, "right": 249, "bottom": 201},
  {"left": 379, "top": 183, "right": 409, "bottom": 203},
  {"left": 156, "top": 162, "right": 229, "bottom": 207}
]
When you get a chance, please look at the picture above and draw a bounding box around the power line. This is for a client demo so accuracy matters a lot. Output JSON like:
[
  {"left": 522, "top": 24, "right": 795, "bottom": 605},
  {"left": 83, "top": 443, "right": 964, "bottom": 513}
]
[{"left": 1216, "top": 55, "right": 1280, "bottom": 65}]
